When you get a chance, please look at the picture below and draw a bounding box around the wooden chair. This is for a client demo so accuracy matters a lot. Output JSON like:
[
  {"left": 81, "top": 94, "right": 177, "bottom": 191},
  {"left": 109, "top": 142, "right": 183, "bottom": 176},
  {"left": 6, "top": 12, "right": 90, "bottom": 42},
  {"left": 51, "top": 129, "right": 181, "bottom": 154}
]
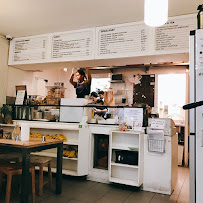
[
  {"left": 30, "top": 156, "right": 52, "bottom": 196},
  {"left": 0, "top": 163, "right": 35, "bottom": 203}
]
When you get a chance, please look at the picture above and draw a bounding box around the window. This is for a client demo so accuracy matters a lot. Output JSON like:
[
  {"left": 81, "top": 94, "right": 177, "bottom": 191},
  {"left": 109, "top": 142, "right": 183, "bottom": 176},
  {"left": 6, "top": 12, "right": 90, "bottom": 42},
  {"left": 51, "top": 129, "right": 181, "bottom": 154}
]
[
  {"left": 158, "top": 74, "right": 186, "bottom": 121},
  {"left": 91, "top": 78, "right": 110, "bottom": 93}
]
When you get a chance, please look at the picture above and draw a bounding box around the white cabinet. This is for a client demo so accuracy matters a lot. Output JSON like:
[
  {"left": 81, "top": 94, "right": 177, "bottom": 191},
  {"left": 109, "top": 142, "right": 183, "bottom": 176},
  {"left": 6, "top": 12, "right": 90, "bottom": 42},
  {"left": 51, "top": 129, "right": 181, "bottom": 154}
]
[
  {"left": 33, "top": 127, "right": 89, "bottom": 176},
  {"left": 143, "top": 134, "right": 178, "bottom": 195},
  {"left": 109, "top": 131, "right": 144, "bottom": 186},
  {"left": 14, "top": 121, "right": 90, "bottom": 176}
]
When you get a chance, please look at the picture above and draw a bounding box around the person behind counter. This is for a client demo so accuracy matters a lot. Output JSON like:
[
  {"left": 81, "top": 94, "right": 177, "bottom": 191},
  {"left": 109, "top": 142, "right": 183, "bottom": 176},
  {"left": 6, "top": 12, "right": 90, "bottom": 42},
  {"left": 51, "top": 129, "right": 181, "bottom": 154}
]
[
  {"left": 98, "top": 90, "right": 104, "bottom": 104},
  {"left": 90, "top": 92, "right": 107, "bottom": 116},
  {"left": 91, "top": 92, "right": 102, "bottom": 104},
  {"left": 69, "top": 68, "right": 91, "bottom": 98}
]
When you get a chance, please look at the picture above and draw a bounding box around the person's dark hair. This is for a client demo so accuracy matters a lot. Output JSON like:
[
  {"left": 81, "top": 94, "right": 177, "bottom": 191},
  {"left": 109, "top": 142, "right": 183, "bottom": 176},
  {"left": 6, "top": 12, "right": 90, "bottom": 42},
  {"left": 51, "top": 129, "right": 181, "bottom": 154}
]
[
  {"left": 98, "top": 90, "right": 104, "bottom": 95},
  {"left": 77, "top": 69, "right": 87, "bottom": 79},
  {"left": 91, "top": 91, "right": 98, "bottom": 98}
]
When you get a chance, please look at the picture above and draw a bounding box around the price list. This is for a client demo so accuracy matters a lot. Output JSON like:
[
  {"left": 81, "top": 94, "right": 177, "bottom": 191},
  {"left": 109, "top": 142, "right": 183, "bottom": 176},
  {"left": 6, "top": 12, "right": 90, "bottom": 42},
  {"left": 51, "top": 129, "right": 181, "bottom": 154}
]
[
  {"left": 96, "top": 23, "right": 149, "bottom": 59},
  {"left": 155, "top": 16, "right": 196, "bottom": 52},
  {"left": 13, "top": 37, "right": 47, "bottom": 62},
  {"left": 52, "top": 30, "right": 94, "bottom": 60}
]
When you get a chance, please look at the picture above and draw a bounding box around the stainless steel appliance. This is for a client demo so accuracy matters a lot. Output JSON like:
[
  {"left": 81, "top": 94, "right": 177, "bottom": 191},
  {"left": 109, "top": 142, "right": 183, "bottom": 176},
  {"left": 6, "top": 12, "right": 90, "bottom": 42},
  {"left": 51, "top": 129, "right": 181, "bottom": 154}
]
[{"left": 187, "top": 29, "right": 203, "bottom": 203}]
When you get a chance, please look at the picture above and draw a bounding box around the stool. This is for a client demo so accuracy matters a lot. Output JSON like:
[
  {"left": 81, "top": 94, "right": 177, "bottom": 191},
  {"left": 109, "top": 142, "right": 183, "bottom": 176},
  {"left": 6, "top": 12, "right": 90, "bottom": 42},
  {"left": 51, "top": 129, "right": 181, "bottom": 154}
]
[
  {"left": 0, "top": 163, "right": 35, "bottom": 203},
  {"left": 0, "top": 153, "right": 21, "bottom": 163},
  {"left": 31, "top": 156, "right": 52, "bottom": 196}
]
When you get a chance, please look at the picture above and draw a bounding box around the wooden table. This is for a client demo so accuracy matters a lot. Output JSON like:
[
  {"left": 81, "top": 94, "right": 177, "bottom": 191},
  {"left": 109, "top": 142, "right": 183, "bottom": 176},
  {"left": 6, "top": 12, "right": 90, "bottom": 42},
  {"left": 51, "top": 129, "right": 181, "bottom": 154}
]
[{"left": 0, "top": 138, "right": 63, "bottom": 203}]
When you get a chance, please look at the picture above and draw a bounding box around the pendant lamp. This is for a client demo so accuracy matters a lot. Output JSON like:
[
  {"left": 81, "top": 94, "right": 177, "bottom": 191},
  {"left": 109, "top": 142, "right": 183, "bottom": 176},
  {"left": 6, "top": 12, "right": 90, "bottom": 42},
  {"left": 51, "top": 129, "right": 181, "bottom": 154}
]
[{"left": 144, "top": 0, "right": 168, "bottom": 27}]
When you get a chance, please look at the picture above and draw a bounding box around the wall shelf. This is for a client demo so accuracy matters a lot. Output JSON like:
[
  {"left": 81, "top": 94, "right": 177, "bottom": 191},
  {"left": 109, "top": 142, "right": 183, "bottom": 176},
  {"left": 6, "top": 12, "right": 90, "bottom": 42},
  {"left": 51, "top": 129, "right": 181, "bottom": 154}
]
[
  {"left": 111, "top": 162, "right": 138, "bottom": 169},
  {"left": 64, "top": 141, "right": 78, "bottom": 145},
  {"left": 109, "top": 177, "right": 139, "bottom": 187},
  {"left": 10, "top": 121, "right": 90, "bottom": 177},
  {"left": 32, "top": 152, "right": 78, "bottom": 161},
  {"left": 112, "top": 145, "right": 139, "bottom": 151},
  {"left": 109, "top": 130, "right": 144, "bottom": 187}
]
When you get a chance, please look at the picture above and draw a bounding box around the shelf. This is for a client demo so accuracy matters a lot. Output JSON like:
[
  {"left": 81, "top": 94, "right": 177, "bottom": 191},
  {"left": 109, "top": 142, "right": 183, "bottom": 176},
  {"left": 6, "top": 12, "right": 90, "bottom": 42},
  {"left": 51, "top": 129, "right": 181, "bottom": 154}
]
[
  {"left": 64, "top": 141, "right": 78, "bottom": 145},
  {"left": 62, "top": 169, "right": 78, "bottom": 176},
  {"left": 110, "top": 80, "right": 125, "bottom": 83},
  {"left": 109, "top": 177, "right": 139, "bottom": 187},
  {"left": 46, "top": 86, "right": 66, "bottom": 89},
  {"left": 40, "top": 166, "right": 78, "bottom": 176},
  {"left": 0, "top": 124, "right": 15, "bottom": 127},
  {"left": 63, "top": 157, "right": 78, "bottom": 161},
  {"left": 32, "top": 152, "right": 56, "bottom": 158},
  {"left": 14, "top": 120, "right": 80, "bottom": 130},
  {"left": 112, "top": 131, "right": 140, "bottom": 135},
  {"left": 112, "top": 145, "right": 139, "bottom": 151},
  {"left": 111, "top": 162, "right": 138, "bottom": 169},
  {"left": 32, "top": 152, "right": 78, "bottom": 160}
]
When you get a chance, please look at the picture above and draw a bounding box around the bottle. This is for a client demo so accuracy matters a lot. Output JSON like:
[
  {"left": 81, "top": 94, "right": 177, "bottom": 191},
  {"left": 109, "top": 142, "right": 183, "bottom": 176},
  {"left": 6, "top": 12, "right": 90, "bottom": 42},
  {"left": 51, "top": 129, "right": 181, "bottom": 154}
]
[{"left": 197, "top": 4, "right": 203, "bottom": 29}]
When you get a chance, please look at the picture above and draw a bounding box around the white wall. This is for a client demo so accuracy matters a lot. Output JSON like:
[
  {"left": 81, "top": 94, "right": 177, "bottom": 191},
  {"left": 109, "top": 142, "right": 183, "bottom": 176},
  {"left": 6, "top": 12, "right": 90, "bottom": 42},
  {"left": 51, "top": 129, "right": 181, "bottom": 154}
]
[
  {"left": 6, "top": 66, "right": 187, "bottom": 106},
  {"left": 0, "top": 36, "right": 9, "bottom": 105},
  {"left": 58, "top": 68, "right": 77, "bottom": 99},
  {"left": 90, "top": 66, "right": 187, "bottom": 107},
  {"left": 7, "top": 67, "right": 34, "bottom": 97}
]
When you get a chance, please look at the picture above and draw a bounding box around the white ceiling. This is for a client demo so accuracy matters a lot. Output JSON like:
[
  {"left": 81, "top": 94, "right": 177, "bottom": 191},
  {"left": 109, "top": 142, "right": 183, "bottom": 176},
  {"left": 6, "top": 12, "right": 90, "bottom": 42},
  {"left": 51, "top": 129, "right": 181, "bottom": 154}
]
[{"left": 0, "top": 0, "right": 200, "bottom": 38}]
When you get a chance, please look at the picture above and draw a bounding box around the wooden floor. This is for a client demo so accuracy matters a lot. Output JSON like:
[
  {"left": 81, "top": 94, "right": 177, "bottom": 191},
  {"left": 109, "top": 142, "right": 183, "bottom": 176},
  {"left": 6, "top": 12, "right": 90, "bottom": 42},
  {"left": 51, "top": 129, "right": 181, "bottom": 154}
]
[
  {"left": 170, "top": 166, "right": 189, "bottom": 203},
  {"left": 0, "top": 166, "right": 189, "bottom": 203}
]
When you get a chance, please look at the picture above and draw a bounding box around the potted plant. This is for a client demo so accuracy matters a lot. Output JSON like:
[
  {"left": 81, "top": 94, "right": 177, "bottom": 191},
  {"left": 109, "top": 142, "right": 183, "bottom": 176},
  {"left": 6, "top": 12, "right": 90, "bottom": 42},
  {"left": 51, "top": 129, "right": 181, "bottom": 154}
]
[
  {"left": 0, "top": 106, "right": 3, "bottom": 124},
  {"left": 0, "top": 105, "right": 13, "bottom": 124}
]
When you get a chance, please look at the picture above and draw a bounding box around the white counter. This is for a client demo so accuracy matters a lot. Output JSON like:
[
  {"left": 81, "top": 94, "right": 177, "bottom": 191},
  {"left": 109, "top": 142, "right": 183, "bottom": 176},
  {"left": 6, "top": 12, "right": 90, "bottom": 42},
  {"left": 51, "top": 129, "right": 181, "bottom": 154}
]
[
  {"left": 143, "top": 134, "right": 178, "bottom": 195},
  {"left": 1, "top": 121, "right": 178, "bottom": 194}
]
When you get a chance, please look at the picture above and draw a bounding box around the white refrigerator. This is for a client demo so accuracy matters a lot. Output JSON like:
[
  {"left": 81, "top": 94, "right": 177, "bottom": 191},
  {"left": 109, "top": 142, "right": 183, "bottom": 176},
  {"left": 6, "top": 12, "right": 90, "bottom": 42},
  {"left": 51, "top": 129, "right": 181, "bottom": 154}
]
[{"left": 187, "top": 29, "right": 203, "bottom": 203}]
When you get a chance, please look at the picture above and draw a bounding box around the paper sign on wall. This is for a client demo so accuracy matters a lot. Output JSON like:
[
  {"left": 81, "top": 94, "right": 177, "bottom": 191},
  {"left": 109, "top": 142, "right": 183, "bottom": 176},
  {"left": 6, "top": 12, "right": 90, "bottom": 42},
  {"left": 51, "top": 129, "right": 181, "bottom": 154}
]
[
  {"left": 124, "top": 108, "right": 143, "bottom": 127},
  {"left": 133, "top": 122, "right": 143, "bottom": 131},
  {"left": 15, "top": 90, "right": 26, "bottom": 105},
  {"left": 151, "top": 119, "right": 166, "bottom": 130}
]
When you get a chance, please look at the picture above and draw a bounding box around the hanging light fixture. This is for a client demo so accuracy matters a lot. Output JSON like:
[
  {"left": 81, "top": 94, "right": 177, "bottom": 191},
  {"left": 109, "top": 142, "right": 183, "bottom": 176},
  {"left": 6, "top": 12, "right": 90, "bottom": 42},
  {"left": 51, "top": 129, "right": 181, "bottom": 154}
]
[{"left": 144, "top": 0, "right": 168, "bottom": 27}]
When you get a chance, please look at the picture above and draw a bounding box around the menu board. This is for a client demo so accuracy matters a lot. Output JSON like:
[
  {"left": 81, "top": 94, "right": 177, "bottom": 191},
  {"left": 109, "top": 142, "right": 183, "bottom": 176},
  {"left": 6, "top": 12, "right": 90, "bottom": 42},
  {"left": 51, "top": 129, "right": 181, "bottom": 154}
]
[
  {"left": 51, "top": 29, "right": 95, "bottom": 61},
  {"left": 12, "top": 36, "right": 48, "bottom": 63},
  {"left": 8, "top": 14, "right": 196, "bottom": 66},
  {"left": 154, "top": 15, "right": 196, "bottom": 54},
  {"left": 15, "top": 90, "right": 26, "bottom": 105},
  {"left": 95, "top": 22, "right": 150, "bottom": 59}
]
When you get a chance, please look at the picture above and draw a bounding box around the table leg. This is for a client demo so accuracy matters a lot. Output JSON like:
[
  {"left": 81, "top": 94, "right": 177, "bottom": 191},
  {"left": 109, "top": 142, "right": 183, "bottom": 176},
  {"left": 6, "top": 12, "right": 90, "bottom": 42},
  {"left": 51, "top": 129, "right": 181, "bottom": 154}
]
[
  {"left": 56, "top": 143, "right": 63, "bottom": 195},
  {"left": 21, "top": 149, "right": 30, "bottom": 203}
]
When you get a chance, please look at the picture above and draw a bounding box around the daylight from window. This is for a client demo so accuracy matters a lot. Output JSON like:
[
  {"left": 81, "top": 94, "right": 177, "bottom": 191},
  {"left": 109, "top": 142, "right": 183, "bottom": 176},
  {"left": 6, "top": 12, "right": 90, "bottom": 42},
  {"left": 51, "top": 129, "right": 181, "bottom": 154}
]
[
  {"left": 91, "top": 78, "right": 110, "bottom": 93},
  {"left": 158, "top": 74, "right": 186, "bottom": 121}
]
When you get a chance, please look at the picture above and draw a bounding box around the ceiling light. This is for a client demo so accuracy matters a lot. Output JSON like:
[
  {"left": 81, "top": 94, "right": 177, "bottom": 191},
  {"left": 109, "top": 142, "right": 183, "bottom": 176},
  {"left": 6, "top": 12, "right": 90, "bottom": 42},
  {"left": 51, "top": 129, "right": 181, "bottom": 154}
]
[
  {"left": 63, "top": 68, "right": 68, "bottom": 72},
  {"left": 144, "top": 0, "right": 168, "bottom": 27}
]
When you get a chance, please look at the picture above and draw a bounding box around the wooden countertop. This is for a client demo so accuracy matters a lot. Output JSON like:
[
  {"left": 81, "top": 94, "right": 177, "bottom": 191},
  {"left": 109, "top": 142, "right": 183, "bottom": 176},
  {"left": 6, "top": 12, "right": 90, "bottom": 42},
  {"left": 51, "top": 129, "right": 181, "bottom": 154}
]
[{"left": 0, "top": 138, "right": 63, "bottom": 148}]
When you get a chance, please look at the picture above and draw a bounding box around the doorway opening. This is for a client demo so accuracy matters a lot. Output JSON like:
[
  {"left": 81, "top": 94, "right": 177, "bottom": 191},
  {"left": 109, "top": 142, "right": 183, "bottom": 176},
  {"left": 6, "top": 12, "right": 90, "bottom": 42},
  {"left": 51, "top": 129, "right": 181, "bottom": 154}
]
[{"left": 93, "top": 134, "right": 109, "bottom": 170}]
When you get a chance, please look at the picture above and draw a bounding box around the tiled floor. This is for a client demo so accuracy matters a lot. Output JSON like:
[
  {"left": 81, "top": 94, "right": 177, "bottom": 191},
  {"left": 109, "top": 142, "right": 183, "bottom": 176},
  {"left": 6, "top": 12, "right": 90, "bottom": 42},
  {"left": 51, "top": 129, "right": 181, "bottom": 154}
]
[{"left": 0, "top": 167, "right": 189, "bottom": 203}]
